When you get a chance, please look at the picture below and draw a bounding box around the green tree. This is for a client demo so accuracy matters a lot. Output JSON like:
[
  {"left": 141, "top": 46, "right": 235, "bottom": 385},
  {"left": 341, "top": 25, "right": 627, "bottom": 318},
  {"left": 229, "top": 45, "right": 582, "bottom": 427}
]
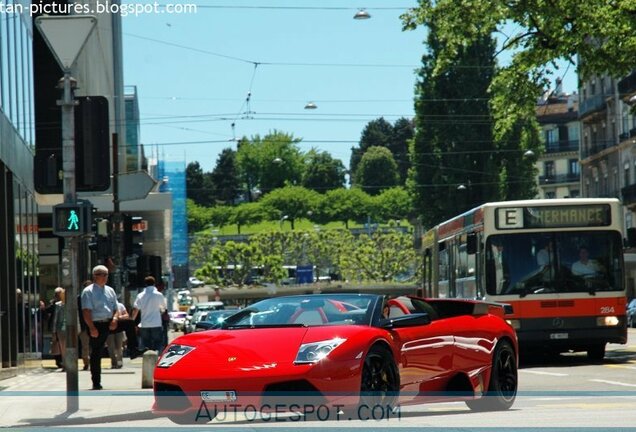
[
  {"left": 391, "top": 117, "right": 414, "bottom": 184},
  {"left": 208, "top": 205, "right": 233, "bottom": 230},
  {"left": 258, "top": 131, "right": 305, "bottom": 193},
  {"left": 323, "top": 188, "right": 371, "bottom": 229},
  {"left": 402, "top": 0, "right": 636, "bottom": 150},
  {"left": 210, "top": 148, "right": 241, "bottom": 204},
  {"left": 196, "top": 241, "right": 263, "bottom": 286},
  {"left": 340, "top": 231, "right": 417, "bottom": 283},
  {"left": 350, "top": 117, "right": 394, "bottom": 180},
  {"left": 354, "top": 146, "right": 399, "bottom": 195},
  {"left": 371, "top": 187, "right": 413, "bottom": 223},
  {"left": 186, "top": 198, "right": 211, "bottom": 232},
  {"left": 302, "top": 150, "right": 346, "bottom": 193},
  {"left": 260, "top": 186, "right": 321, "bottom": 230},
  {"left": 230, "top": 202, "right": 267, "bottom": 234},
  {"left": 185, "top": 162, "right": 207, "bottom": 205},
  {"left": 235, "top": 137, "right": 261, "bottom": 202},
  {"left": 408, "top": 20, "right": 500, "bottom": 227}
]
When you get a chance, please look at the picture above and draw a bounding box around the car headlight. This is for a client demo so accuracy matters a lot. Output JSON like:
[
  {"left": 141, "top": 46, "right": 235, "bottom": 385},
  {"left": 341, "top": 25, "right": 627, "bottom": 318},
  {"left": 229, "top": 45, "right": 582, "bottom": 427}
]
[
  {"left": 294, "top": 338, "right": 345, "bottom": 365},
  {"left": 157, "top": 344, "right": 196, "bottom": 368}
]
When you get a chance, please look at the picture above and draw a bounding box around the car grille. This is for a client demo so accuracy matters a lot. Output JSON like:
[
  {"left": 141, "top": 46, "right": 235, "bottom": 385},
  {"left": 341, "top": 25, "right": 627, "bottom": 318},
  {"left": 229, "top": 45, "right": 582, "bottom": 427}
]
[{"left": 262, "top": 380, "right": 326, "bottom": 406}]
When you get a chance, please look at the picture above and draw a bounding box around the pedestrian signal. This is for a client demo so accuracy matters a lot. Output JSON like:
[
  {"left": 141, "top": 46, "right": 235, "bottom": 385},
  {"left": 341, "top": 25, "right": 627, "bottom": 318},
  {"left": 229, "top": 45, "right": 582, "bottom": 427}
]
[{"left": 53, "top": 201, "right": 92, "bottom": 236}]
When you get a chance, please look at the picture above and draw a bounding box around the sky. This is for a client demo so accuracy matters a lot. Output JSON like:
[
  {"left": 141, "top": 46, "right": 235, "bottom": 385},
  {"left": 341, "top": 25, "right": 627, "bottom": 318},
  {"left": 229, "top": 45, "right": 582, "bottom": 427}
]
[{"left": 121, "top": 1, "right": 578, "bottom": 172}]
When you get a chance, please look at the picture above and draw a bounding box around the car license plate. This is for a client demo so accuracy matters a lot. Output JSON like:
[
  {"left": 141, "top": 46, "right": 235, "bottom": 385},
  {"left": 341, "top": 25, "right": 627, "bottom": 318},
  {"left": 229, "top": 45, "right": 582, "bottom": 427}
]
[
  {"left": 549, "top": 333, "right": 568, "bottom": 340},
  {"left": 201, "top": 390, "right": 237, "bottom": 402}
]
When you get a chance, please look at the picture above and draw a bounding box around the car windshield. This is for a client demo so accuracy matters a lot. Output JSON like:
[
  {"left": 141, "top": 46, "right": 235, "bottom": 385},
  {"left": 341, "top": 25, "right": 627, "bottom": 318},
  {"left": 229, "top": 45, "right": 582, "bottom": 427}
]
[
  {"left": 486, "top": 231, "right": 624, "bottom": 296},
  {"left": 221, "top": 294, "right": 378, "bottom": 328}
]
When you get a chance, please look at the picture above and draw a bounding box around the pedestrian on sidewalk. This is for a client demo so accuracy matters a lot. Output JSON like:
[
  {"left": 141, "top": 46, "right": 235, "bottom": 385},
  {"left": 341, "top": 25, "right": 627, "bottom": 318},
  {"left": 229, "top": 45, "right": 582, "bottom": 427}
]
[
  {"left": 81, "top": 265, "right": 119, "bottom": 390},
  {"left": 51, "top": 287, "right": 66, "bottom": 371},
  {"left": 131, "top": 275, "right": 167, "bottom": 354},
  {"left": 78, "top": 280, "right": 93, "bottom": 371},
  {"left": 106, "top": 300, "right": 129, "bottom": 369}
]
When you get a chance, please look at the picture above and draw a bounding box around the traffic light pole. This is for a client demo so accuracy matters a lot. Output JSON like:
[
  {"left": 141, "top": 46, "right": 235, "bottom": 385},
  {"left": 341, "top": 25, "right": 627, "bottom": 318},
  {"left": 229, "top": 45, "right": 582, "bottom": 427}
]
[
  {"left": 60, "top": 71, "right": 79, "bottom": 412},
  {"left": 112, "top": 134, "right": 124, "bottom": 298}
]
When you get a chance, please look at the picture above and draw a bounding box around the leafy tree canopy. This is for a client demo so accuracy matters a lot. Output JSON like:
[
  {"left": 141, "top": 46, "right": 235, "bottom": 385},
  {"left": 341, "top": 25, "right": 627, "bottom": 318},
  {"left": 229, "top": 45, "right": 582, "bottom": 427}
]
[
  {"left": 210, "top": 148, "right": 241, "bottom": 205},
  {"left": 260, "top": 186, "right": 322, "bottom": 229},
  {"left": 354, "top": 146, "right": 399, "bottom": 195},
  {"left": 402, "top": 1, "right": 636, "bottom": 138},
  {"left": 371, "top": 187, "right": 413, "bottom": 223},
  {"left": 302, "top": 149, "right": 346, "bottom": 193},
  {"left": 323, "top": 188, "right": 372, "bottom": 228}
]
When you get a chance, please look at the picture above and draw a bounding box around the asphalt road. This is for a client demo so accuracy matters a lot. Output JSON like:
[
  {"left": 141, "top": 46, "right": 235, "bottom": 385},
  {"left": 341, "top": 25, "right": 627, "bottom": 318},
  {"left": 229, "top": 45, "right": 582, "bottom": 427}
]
[{"left": 89, "top": 328, "right": 636, "bottom": 430}]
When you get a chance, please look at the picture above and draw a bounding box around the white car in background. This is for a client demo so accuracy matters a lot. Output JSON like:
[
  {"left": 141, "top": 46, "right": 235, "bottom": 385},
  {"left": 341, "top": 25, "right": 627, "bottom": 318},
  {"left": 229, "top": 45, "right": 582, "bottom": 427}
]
[
  {"left": 187, "top": 276, "right": 205, "bottom": 288},
  {"left": 169, "top": 311, "right": 187, "bottom": 331}
]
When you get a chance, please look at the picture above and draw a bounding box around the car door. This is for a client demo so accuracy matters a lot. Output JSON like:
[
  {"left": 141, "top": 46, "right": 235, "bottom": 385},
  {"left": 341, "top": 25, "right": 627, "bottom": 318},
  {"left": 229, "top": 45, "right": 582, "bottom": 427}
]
[{"left": 388, "top": 302, "right": 456, "bottom": 402}]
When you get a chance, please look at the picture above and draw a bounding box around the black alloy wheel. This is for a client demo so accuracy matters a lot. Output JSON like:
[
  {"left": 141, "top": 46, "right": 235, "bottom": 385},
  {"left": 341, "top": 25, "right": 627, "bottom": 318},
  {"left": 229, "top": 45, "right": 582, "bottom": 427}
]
[
  {"left": 466, "top": 340, "right": 517, "bottom": 411},
  {"left": 359, "top": 345, "right": 400, "bottom": 411}
]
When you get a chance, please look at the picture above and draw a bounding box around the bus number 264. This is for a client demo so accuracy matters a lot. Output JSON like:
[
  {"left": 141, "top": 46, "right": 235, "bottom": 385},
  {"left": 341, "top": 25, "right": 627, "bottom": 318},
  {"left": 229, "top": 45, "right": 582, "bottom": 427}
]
[{"left": 600, "top": 306, "right": 615, "bottom": 314}]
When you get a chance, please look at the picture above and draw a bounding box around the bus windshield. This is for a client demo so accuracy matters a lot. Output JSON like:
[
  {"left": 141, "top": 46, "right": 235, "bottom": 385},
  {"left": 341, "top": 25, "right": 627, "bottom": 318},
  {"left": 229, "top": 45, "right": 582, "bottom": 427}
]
[{"left": 485, "top": 231, "right": 623, "bottom": 296}]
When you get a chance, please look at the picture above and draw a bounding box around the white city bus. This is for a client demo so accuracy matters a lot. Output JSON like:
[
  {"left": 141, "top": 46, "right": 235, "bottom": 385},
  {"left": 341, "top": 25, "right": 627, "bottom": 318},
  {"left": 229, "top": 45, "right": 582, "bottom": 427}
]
[{"left": 421, "top": 198, "right": 628, "bottom": 360}]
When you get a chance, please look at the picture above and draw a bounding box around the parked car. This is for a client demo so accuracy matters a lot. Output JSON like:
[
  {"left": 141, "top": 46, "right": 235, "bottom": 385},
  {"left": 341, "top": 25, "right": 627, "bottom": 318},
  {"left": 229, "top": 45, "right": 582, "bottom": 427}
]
[
  {"left": 628, "top": 298, "right": 636, "bottom": 328},
  {"left": 169, "top": 311, "right": 187, "bottom": 331},
  {"left": 194, "top": 310, "right": 238, "bottom": 331},
  {"left": 187, "top": 277, "right": 205, "bottom": 288},
  {"left": 154, "top": 293, "right": 518, "bottom": 424},
  {"left": 184, "top": 310, "right": 209, "bottom": 334},
  {"left": 183, "top": 301, "right": 225, "bottom": 334}
]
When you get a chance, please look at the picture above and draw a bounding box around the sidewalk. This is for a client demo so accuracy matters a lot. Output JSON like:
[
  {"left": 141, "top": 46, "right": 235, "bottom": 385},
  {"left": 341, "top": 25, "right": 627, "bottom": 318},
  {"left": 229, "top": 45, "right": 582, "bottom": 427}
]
[{"left": 0, "top": 356, "right": 156, "bottom": 428}]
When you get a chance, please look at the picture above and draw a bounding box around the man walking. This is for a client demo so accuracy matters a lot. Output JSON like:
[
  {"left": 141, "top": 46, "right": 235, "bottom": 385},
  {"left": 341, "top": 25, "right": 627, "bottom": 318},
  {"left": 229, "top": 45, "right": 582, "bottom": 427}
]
[
  {"left": 81, "top": 265, "right": 118, "bottom": 390},
  {"left": 131, "top": 276, "right": 167, "bottom": 353}
]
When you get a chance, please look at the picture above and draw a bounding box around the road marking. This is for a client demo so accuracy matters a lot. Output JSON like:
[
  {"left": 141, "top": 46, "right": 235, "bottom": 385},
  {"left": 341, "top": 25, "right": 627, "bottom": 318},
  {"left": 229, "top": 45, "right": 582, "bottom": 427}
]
[
  {"left": 520, "top": 370, "right": 568, "bottom": 376},
  {"left": 605, "top": 364, "right": 636, "bottom": 370},
  {"left": 590, "top": 379, "right": 636, "bottom": 387}
]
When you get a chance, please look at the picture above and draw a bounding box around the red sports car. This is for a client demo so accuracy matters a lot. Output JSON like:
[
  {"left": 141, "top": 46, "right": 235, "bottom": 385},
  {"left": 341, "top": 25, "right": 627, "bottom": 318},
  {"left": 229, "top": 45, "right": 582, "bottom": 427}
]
[{"left": 153, "top": 293, "right": 518, "bottom": 424}]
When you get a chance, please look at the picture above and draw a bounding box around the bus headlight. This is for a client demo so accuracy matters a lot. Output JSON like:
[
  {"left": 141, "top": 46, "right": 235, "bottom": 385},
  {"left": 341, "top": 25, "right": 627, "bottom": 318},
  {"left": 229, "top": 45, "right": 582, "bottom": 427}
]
[
  {"left": 596, "top": 316, "right": 619, "bottom": 326},
  {"left": 506, "top": 319, "right": 521, "bottom": 330}
]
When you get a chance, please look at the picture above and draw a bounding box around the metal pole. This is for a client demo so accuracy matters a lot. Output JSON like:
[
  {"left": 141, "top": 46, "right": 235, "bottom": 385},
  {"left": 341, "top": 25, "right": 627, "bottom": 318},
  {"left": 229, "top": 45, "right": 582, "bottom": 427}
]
[
  {"left": 112, "top": 134, "right": 124, "bottom": 299},
  {"left": 61, "top": 71, "right": 79, "bottom": 412}
]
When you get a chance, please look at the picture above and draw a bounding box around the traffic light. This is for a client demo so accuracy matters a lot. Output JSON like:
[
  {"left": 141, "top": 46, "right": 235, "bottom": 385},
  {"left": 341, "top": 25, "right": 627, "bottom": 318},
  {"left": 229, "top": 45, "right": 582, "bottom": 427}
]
[
  {"left": 34, "top": 96, "right": 111, "bottom": 193},
  {"left": 52, "top": 201, "right": 93, "bottom": 236},
  {"left": 122, "top": 214, "right": 144, "bottom": 257}
]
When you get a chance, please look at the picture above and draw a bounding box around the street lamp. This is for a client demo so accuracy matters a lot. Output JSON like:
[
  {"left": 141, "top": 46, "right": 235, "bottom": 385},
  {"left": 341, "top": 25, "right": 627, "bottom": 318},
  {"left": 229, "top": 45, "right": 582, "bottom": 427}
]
[
  {"left": 280, "top": 214, "right": 289, "bottom": 230},
  {"left": 304, "top": 101, "right": 317, "bottom": 109},
  {"left": 353, "top": 9, "right": 371, "bottom": 19}
]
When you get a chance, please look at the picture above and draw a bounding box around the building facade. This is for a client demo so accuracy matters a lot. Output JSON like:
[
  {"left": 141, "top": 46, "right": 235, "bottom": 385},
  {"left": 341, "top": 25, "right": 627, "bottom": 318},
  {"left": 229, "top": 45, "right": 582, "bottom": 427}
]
[
  {"left": 0, "top": 2, "right": 39, "bottom": 377},
  {"left": 578, "top": 71, "right": 636, "bottom": 298},
  {"left": 535, "top": 85, "right": 581, "bottom": 199}
]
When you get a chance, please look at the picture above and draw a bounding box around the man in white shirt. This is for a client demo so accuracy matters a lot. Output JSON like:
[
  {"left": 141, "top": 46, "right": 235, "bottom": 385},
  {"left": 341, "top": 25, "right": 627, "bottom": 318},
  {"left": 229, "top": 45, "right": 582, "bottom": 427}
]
[
  {"left": 131, "top": 275, "right": 167, "bottom": 353},
  {"left": 571, "top": 247, "right": 603, "bottom": 278}
]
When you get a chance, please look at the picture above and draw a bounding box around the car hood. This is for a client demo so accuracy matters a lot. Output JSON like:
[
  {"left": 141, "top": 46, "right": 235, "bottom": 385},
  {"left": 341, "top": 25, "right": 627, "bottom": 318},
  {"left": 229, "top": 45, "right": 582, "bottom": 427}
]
[{"left": 166, "top": 326, "right": 368, "bottom": 369}]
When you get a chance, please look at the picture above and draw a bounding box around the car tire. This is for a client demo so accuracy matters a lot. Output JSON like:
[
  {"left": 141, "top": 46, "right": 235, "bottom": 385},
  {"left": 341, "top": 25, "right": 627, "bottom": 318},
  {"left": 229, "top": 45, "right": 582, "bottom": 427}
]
[
  {"left": 466, "top": 340, "right": 517, "bottom": 411},
  {"left": 357, "top": 344, "right": 399, "bottom": 417},
  {"left": 587, "top": 343, "right": 605, "bottom": 361}
]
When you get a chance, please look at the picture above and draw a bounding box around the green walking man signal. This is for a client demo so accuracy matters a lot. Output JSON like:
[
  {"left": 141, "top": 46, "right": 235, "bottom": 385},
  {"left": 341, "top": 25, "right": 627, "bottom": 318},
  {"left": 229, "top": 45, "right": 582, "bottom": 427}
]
[{"left": 53, "top": 201, "right": 93, "bottom": 236}]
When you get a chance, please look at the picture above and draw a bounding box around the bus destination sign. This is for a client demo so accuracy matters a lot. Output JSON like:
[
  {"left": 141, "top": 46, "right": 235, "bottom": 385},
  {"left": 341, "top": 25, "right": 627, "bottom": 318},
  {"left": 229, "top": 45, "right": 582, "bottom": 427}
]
[{"left": 496, "top": 204, "right": 611, "bottom": 229}]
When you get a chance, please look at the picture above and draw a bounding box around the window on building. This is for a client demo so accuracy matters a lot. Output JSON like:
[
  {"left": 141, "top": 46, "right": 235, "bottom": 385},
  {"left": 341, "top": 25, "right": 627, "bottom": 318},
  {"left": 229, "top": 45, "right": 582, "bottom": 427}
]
[
  {"left": 544, "top": 161, "right": 556, "bottom": 178},
  {"left": 545, "top": 191, "right": 556, "bottom": 199},
  {"left": 568, "top": 123, "right": 579, "bottom": 143},
  {"left": 625, "top": 162, "right": 631, "bottom": 187},
  {"left": 569, "top": 159, "right": 580, "bottom": 175},
  {"left": 570, "top": 189, "right": 580, "bottom": 198},
  {"left": 545, "top": 128, "right": 558, "bottom": 151}
]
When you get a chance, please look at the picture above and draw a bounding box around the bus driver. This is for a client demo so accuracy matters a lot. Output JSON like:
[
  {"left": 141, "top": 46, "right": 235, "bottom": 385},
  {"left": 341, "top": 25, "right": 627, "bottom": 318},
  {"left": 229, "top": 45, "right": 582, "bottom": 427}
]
[{"left": 571, "top": 247, "right": 603, "bottom": 278}]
